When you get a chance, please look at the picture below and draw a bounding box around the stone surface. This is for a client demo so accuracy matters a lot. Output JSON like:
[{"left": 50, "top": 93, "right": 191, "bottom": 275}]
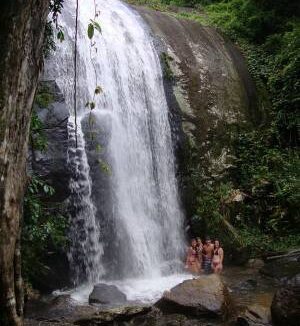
[
  {"left": 234, "top": 279, "right": 258, "bottom": 294},
  {"left": 246, "top": 259, "right": 265, "bottom": 269},
  {"left": 89, "top": 283, "right": 127, "bottom": 305},
  {"left": 74, "top": 305, "right": 151, "bottom": 325},
  {"left": 155, "top": 274, "right": 232, "bottom": 319},
  {"left": 25, "top": 294, "right": 97, "bottom": 322},
  {"left": 260, "top": 250, "right": 300, "bottom": 282},
  {"left": 271, "top": 274, "right": 300, "bottom": 326},
  {"left": 237, "top": 304, "right": 271, "bottom": 326},
  {"left": 133, "top": 5, "right": 259, "bottom": 224},
  {"left": 31, "top": 80, "right": 71, "bottom": 203},
  {"left": 28, "top": 80, "right": 71, "bottom": 293}
]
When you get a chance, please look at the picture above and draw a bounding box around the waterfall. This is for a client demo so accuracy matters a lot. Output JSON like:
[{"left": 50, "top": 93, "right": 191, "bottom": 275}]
[{"left": 45, "top": 0, "right": 187, "bottom": 301}]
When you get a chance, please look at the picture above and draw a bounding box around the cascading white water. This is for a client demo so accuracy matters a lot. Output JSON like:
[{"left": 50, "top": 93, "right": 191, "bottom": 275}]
[
  {"left": 67, "top": 116, "right": 104, "bottom": 285},
  {"left": 46, "top": 0, "right": 189, "bottom": 301}
]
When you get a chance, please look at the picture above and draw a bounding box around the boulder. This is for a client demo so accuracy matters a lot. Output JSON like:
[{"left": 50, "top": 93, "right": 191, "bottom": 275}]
[
  {"left": 74, "top": 305, "right": 151, "bottom": 325},
  {"left": 88, "top": 283, "right": 127, "bottom": 305},
  {"left": 260, "top": 260, "right": 300, "bottom": 283},
  {"left": 155, "top": 274, "right": 233, "bottom": 319},
  {"left": 246, "top": 259, "right": 264, "bottom": 269},
  {"left": 271, "top": 274, "right": 300, "bottom": 326},
  {"left": 237, "top": 304, "right": 271, "bottom": 326}
]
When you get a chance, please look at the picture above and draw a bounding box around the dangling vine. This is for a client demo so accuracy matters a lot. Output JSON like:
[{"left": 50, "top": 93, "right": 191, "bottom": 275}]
[
  {"left": 74, "top": 0, "right": 79, "bottom": 147},
  {"left": 85, "top": 0, "right": 103, "bottom": 142},
  {"left": 73, "top": 0, "right": 102, "bottom": 147}
]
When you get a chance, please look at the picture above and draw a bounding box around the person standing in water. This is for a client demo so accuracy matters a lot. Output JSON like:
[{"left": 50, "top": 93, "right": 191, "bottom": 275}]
[
  {"left": 202, "top": 236, "right": 214, "bottom": 273},
  {"left": 185, "top": 239, "right": 201, "bottom": 274},
  {"left": 212, "top": 239, "right": 224, "bottom": 273},
  {"left": 196, "top": 237, "right": 203, "bottom": 272}
]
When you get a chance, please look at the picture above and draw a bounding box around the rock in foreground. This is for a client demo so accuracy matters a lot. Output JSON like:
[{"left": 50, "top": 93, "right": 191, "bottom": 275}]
[
  {"left": 89, "top": 284, "right": 127, "bottom": 305},
  {"left": 155, "top": 274, "right": 232, "bottom": 319},
  {"left": 271, "top": 274, "right": 300, "bottom": 326},
  {"left": 237, "top": 304, "right": 271, "bottom": 326},
  {"left": 74, "top": 305, "right": 151, "bottom": 326}
]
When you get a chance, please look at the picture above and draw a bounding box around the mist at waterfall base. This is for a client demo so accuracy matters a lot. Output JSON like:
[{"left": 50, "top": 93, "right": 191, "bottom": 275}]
[{"left": 46, "top": 0, "right": 191, "bottom": 303}]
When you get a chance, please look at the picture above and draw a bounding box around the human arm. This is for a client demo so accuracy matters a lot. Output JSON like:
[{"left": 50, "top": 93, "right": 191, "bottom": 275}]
[
  {"left": 219, "top": 248, "right": 224, "bottom": 264},
  {"left": 185, "top": 247, "right": 191, "bottom": 268}
]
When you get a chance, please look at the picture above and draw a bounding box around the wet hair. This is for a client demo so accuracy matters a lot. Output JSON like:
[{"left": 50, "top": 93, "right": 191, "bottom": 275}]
[
  {"left": 214, "top": 239, "right": 220, "bottom": 248},
  {"left": 191, "top": 238, "right": 197, "bottom": 246},
  {"left": 205, "top": 236, "right": 211, "bottom": 241}
]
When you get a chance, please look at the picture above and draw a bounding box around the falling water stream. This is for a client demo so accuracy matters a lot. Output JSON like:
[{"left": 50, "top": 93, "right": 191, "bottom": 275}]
[{"left": 45, "top": 0, "right": 190, "bottom": 303}]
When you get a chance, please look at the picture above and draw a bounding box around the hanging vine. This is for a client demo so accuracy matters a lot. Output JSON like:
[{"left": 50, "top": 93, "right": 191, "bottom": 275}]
[
  {"left": 73, "top": 0, "right": 103, "bottom": 147},
  {"left": 85, "top": 0, "right": 103, "bottom": 142},
  {"left": 74, "top": 0, "right": 79, "bottom": 147}
]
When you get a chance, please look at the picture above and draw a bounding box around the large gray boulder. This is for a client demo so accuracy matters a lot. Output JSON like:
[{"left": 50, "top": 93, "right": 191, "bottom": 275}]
[
  {"left": 88, "top": 284, "right": 127, "bottom": 305},
  {"left": 260, "top": 250, "right": 300, "bottom": 282},
  {"left": 271, "top": 274, "right": 300, "bottom": 326},
  {"left": 155, "top": 274, "right": 233, "bottom": 319}
]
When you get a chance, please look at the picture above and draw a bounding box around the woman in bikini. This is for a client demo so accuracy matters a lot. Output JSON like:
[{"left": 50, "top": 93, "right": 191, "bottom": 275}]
[
  {"left": 196, "top": 237, "right": 203, "bottom": 272},
  {"left": 185, "top": 239, "right": 201, "bottom": 275},
  {"left": 212, "top": 239, "right": 224, "bottom": 274}
]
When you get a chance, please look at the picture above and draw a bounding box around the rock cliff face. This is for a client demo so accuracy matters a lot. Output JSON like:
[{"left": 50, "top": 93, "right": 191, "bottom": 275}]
[
  {"left": 30, "top": 81, "right": 70, "bottom": 203},
  {"left": 132, "top": 6, "right": 258, "bottom": 217},
  {"left": 29, "top": 80, "right": 71, "bottom": 293}
]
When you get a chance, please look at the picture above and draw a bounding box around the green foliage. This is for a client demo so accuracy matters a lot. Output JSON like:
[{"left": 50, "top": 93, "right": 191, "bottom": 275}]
[
  {"left": 30, "top": 86, "right": 54, "bottom": 151},
  {"left": 57, "top": 27, "right": 65, "bottom": 42},
  {"left": 24, "top": 80, "right": 68, "bottom": 283},
  {"left": 199, "top": 1, "right": 300, "bottom": 243},
  {"left": 43, "top": 1, "right": 65, "bottom": 56},
  {"left": 232, "top": 130, "right": 300, "bottom": 233},
  {"left": 43, "top": 21, "right": 56, "bottom": 57},
  {"left": 30, "top": 111, "right": 47, "bottom": 151},
  {"left": 22, "top": 176, "right": 67, "bottom": 283},
  {"left": 88, "top": 23, "right": 95, "bottom": 39},
  {"left": 238, "top": 228, "right": 300, "bottom": 254},
  {"left": 49, "top": 0, "right": 64, "bottom": 24},
  {"left": 35, "top": 90, "right": 54, "bottom": 108},
  {"left": 88, "top": 19, "right": 102, "bottom": 40}
]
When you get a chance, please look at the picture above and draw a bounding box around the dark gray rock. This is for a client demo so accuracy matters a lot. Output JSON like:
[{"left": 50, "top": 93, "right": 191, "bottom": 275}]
[
  {"left": 74, "top": 305, "right": 151, "bottom": 325},
  {"left": 155, "top": 274, "right": 233, "bottom": 319},
  {"left": 31, "top": 80, "right": 71, "bottom": 203},
  {"left": 25, "top": 294, "right": 97, "bottom": 321},
  {"left": 236, "top": 304, "right": 271, "bottom": 326},
  {"left": 28, "top": 80, "right": 71, "bottom": 293},
  {"left": 88, "top": 284, "right": 127, "bottom": 305},
  {"left": 271, "top": 274, "right": 300, "bottom": 326},
  {"left": 246, "top": 259, "right": 264, "bottom": 269},
  {"left": 260, "top": 251, "right": 300, "bottom": 282}
]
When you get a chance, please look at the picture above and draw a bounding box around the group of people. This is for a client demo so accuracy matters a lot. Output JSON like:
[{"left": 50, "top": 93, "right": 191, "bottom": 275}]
[{"left": 185, "top": 237, "right": 224, "bottom": 274}]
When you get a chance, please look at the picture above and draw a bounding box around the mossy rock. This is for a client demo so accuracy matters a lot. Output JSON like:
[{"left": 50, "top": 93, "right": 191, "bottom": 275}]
[{"left": 260, "top": 260, "right": 300, "bottom": 282}]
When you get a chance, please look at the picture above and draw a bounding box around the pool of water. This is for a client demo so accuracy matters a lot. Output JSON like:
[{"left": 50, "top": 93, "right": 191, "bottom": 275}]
[{"left": 57, "top": 273, "right": 193, "bottom": 304}]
